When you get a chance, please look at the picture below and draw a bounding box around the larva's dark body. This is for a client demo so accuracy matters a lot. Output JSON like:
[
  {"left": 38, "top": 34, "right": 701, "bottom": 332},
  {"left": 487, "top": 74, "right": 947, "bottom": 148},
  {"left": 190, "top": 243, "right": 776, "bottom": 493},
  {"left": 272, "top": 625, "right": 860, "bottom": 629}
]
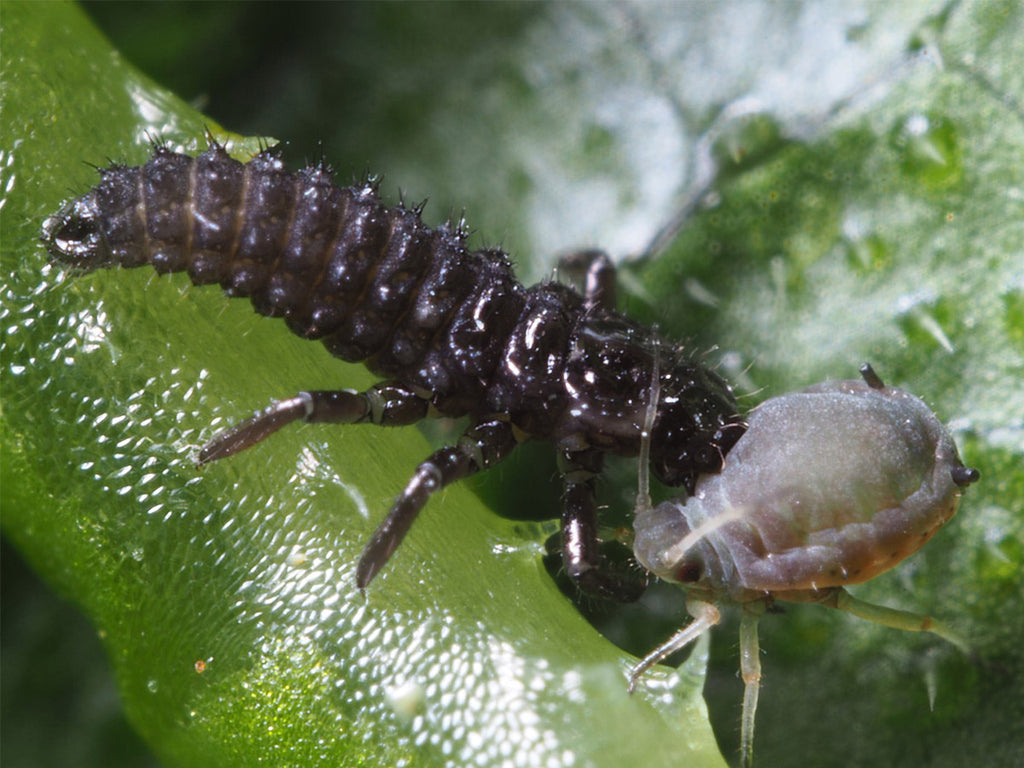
[{"left": 44, "top": 143, "right": 744, "bottom": 598}]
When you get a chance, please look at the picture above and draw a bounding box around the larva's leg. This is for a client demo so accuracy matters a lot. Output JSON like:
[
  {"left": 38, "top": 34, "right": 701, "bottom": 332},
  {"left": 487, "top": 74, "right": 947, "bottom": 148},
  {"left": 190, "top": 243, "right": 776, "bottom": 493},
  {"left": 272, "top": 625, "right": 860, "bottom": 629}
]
[
  {"left": 356, "top": 418, "right": 519, "bottom": 589},
  {"left": 197, "top": 382, "right": 429, "bottom": 466},
  {"left": 628, "top": 596, "right": 721, "bottom": 692},
  {"left": 559, "top": 448, "right": 647, "bottom": 602},
  {"left": 558, "top": 249, "right": 617, "bottom": 313},
  {"left": 819, "top": 587, "right": 970, "bottom": 654},
  {"left": 738, "top": 601, "right": 766, "bottom": 768}
]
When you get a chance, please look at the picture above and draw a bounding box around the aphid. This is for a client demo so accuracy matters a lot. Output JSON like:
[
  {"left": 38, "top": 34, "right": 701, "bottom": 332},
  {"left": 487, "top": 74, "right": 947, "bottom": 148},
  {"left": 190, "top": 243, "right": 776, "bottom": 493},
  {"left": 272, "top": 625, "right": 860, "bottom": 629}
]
[
  {"left": 630, "top": 364, "right": 979, "bottom": 767},
  {"left": 42, "top": 140, "right": 745, "bottom": 600}
]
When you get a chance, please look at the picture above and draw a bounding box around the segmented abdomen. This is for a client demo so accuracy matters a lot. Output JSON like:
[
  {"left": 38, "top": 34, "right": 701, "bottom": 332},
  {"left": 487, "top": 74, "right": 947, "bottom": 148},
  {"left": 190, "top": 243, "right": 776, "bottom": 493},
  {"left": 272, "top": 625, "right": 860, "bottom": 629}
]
[{"left": 49, "top": 145, "right": 533, "bottom": 411}]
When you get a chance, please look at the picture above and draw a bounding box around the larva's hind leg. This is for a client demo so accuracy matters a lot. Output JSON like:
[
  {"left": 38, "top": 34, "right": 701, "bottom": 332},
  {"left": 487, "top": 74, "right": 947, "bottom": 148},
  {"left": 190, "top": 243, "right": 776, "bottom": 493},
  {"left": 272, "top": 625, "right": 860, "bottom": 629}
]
[
  {"left": 197, "top": 382, "right": 430, "bottom": 466},
  {"left": 356, "top": 418, "right": 519, "bottom": 589},
  {"left": 819, "top": 587, "right": 970, "bottom": 654},
  {"left": 559, "top": 448, "right": 647, "bottom": 602}
]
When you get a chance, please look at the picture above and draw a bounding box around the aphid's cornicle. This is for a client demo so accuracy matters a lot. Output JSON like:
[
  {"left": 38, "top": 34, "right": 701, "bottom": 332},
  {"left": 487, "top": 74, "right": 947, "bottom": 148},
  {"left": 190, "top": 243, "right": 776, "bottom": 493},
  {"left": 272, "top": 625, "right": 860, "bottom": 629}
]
[{"left": 43, "top": 141, "right": 745, "bottom": 599}]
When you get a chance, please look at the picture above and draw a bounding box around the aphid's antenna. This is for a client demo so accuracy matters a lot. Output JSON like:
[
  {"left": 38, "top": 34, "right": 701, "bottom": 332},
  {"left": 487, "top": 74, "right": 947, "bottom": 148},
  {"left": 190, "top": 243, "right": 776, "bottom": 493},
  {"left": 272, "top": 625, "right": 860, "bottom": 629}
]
[
  {"left": 659, "top": 505, "right": 745, "bottom": 569},
  {"left": 634, "top": 332, "right": 661, "bottom": 516}
]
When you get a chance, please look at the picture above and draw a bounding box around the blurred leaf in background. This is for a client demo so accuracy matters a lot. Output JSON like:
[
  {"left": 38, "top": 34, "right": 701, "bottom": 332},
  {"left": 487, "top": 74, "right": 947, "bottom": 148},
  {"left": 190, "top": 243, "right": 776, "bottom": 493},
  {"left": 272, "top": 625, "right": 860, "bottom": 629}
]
[{"left": 3, "top": 2, "right": 1022, "bottom": 767}]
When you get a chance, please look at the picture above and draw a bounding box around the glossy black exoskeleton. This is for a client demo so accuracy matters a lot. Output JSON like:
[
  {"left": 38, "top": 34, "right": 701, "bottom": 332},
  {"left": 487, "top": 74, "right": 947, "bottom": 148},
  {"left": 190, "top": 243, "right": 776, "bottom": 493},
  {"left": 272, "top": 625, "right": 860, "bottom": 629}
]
[{"left": 43, "top": 141, "right": 745, "bottom": 600}]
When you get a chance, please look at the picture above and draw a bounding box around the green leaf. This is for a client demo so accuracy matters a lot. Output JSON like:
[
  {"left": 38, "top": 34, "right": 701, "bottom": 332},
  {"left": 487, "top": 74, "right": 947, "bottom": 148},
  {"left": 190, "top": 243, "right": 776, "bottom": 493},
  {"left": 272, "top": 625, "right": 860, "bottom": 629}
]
[{"left": 3, "top": 3, "right": 1022, "bottom": 768}]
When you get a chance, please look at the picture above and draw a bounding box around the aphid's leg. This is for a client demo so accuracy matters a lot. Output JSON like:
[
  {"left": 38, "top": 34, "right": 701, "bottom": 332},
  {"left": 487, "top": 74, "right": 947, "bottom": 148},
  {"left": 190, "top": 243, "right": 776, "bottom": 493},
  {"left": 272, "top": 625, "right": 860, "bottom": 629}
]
[
  {"left": 197, "top": 382, "right": 429, "bottom": 465},
  {"left": 558, "top": 249, "right": 616, "bottom": 313},
  {"left": 559, "top": 448, "right": 647, "bottom": 602},
  {"left": 819, "top": 587, "right": 970, "bottom": 654},
  {"left": 356, "top": 418, "right": 519, "bottom": 589},
  {"left": 627, "top": 596, "right": 721, "bottom": 692},
  {"left": 738, "top": 600, "right": 767, "bottom": 768}
]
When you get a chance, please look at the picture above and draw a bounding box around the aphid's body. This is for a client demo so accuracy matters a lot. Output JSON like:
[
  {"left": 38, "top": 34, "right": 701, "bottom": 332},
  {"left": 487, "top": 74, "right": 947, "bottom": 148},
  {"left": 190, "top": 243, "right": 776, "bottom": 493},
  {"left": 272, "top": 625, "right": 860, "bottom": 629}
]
[
  {"left": 43, "top": 142, "right": 743, "bottom": 597},
  {"left": 630, "top": 366, "right": 979, "bottom": 766}
]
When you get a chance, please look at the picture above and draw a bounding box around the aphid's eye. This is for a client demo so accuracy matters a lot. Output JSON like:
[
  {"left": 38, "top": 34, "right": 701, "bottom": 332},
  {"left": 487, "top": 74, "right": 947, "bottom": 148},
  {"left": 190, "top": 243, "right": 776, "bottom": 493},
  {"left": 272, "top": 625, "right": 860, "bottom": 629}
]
[{"left": 675, "top": 561, "right": 702, "bottom": 583}]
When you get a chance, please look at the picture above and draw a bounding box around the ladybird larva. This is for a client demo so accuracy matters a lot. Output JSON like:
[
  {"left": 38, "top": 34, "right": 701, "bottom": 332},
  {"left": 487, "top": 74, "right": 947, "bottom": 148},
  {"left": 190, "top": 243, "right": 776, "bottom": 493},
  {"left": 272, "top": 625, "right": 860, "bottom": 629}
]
[
  {"left": 43, "top": 140, "right": 745, "bottom": 599},
  {"left": 630, "top": 364, "right": 979, "bottom": 767}
]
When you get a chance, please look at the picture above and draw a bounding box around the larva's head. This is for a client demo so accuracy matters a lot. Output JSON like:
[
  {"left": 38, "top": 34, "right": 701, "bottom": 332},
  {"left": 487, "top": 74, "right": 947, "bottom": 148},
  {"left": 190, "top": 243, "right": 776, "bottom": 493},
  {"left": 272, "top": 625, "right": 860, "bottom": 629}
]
[
  {"left": 42, "top": 190, "right": 108, "bottom": 269},
  {"left": 648, "top": 359, "right": 746, "bottom": 491}
]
